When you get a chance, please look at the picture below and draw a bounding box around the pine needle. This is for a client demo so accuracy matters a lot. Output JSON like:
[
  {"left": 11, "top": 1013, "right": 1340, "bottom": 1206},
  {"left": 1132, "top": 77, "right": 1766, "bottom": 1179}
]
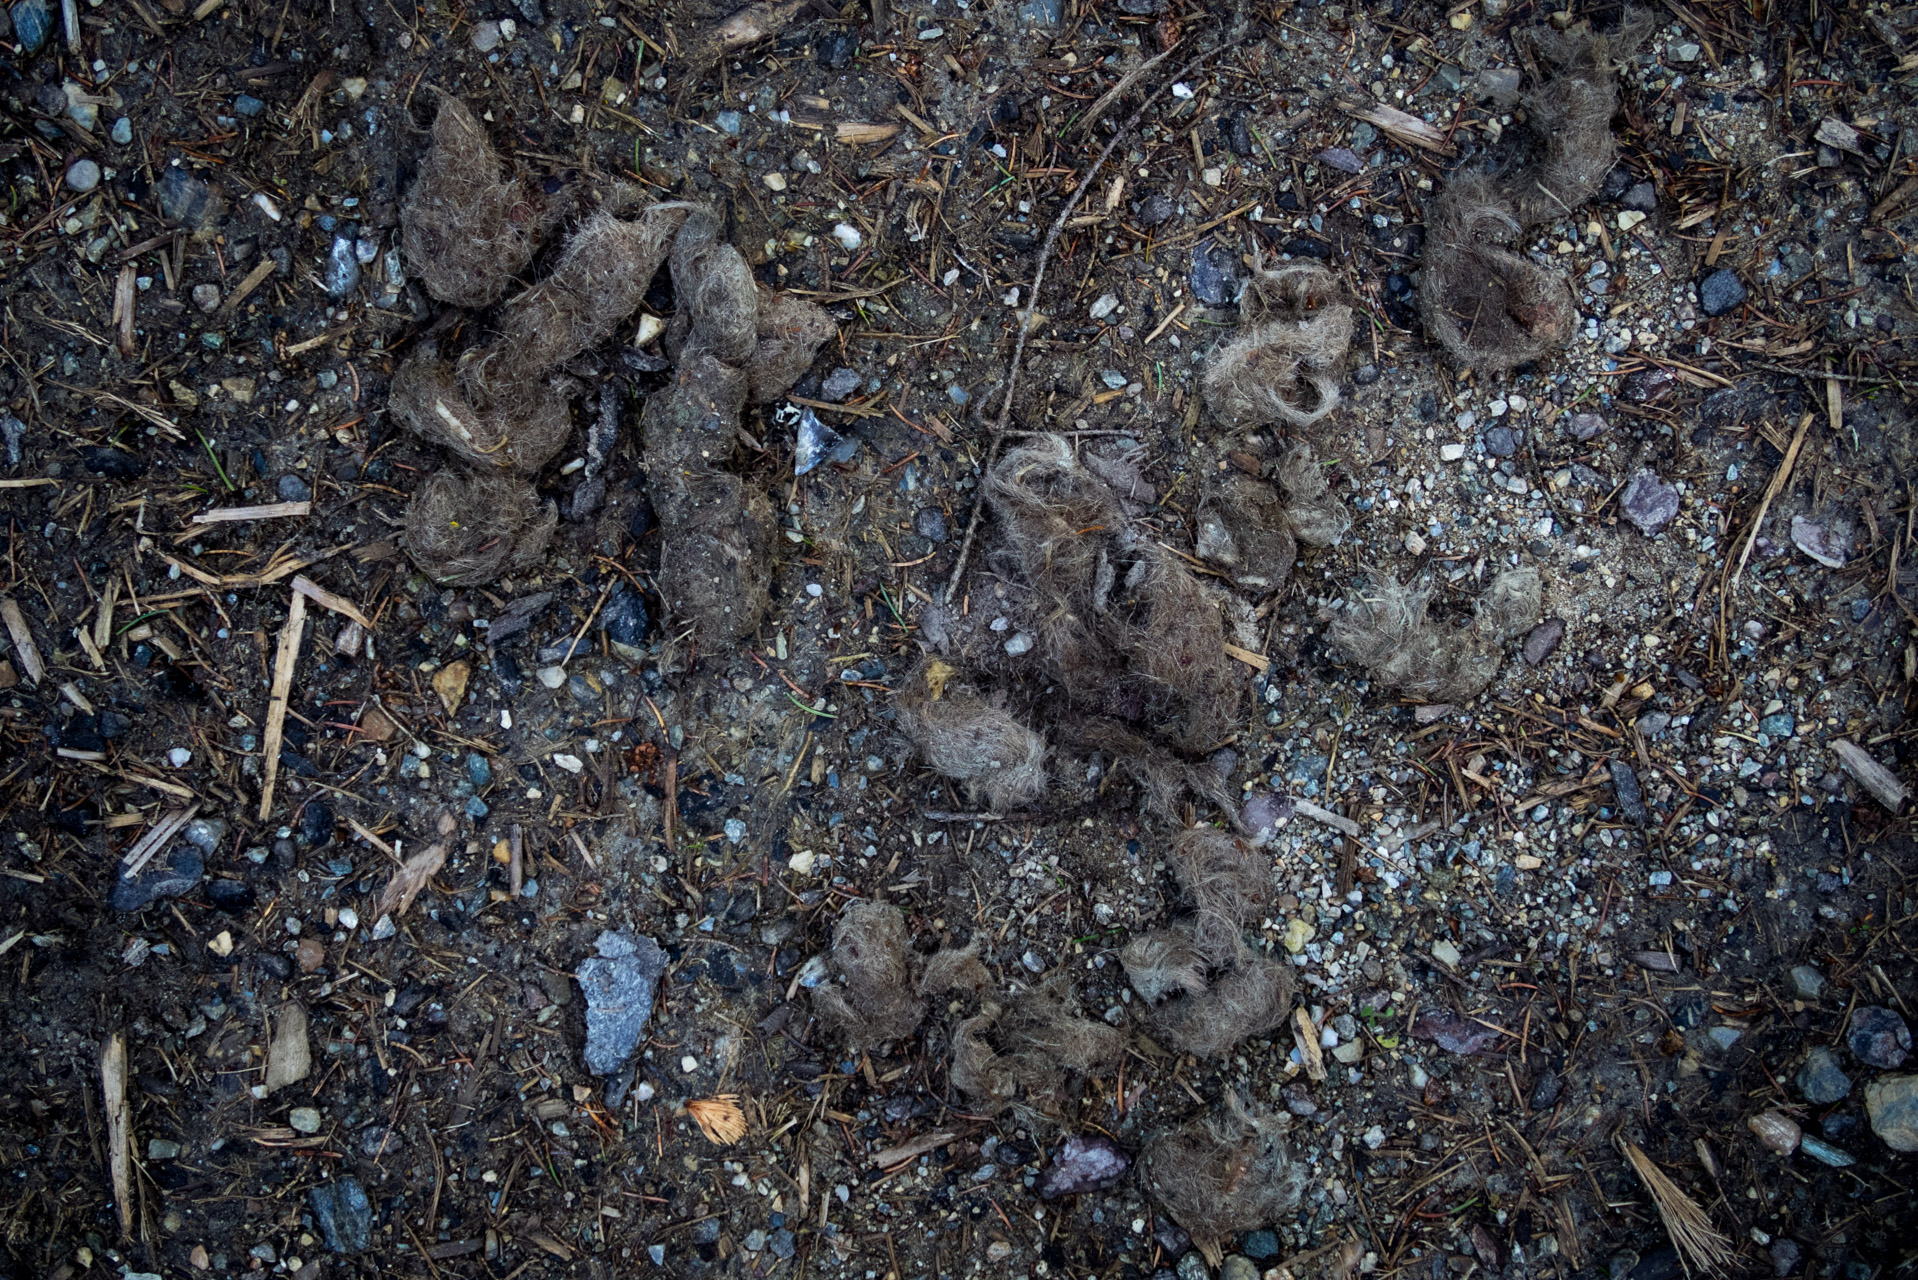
[
  {"left": 686, "top": 1095, "right": 748, "bottom": 1145},
  {"left": 1620, "top": 1140, "right": 1734, "bottom": 1277}
]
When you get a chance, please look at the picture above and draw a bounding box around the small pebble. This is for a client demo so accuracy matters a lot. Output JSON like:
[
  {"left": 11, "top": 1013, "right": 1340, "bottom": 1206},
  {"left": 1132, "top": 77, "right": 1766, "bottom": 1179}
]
[
  {"left": 65, "top": 158, "right": 100, "bottom": 193},
  {"left": 168, "top": 747, "right": 192, "bottom": 767}
]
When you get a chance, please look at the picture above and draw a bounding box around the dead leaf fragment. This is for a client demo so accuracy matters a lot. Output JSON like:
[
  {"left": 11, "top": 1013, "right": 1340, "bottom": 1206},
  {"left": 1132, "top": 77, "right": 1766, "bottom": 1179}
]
[
  {"left": 433, "top": 660, "right": 471, "bottom": 718},
  {"left": 687, "top": 1095, "right": 749, "bottom": 1145},
  {"left": 375, "top": 839, "right": 450, "bottom": 921}
]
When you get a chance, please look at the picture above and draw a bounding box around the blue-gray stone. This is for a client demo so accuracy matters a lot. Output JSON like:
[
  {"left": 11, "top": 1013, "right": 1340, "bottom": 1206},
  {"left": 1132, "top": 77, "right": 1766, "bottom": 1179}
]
[
  {"left": 1620, "top": 469, "right": 1681, "bottom": 536},
  {"left": 466, "top": 753, "right": 491, "bottom": 788},
  {"left": 325, "top": 235, "right": 360, "bottom": 297},
  {"left": 821, "top": 367, "right": 861, "bottom": 402},
  {"left": 1189, "top": 239, "right": 1240, "bottom": 307},
  {"left": 1243, "top": 1231, "right": 1280, "bottom": 1260},
  {"left": 600, "top": 585, "right": 649, "bottom": 652},
  {"left": 309, "top": 1177, "right": 372, "bottom": 1253},
  {"left": 1177, "top": 1251, "right": 1211, "bottom": 1280},
  {"left": 648, "top": 1245, "right": 666, "bottom": 1266},
  {"left": 276, "top": 474, "right": 310, "bottom": 502},
  {"left": 109, "top": 845, "right": 204, "bottom": 911},
  {"left": 1706, "top": 1026, "right": 1742, "bottom": 1051},
  {"left": 234, "top": 94, "right": 265, "bottom": 117},
  {"left": 1483, "top": 425, "right": 1517, "bottom": 457},
  {"left": 768, "top": 1229, "right": 796, "bottom": 1259},
  {"left": 1698, "top": 268, "right": 1746, "bottom": 317},
  {"left": 1848, "top": 1006, "right": 1911, "bottom": 1069},
  {"left": 577, "top": 931, "right": 668, "bottom": 1075},
  {"left": 111, "top": 116, "right": 132, "bottom": 145},
  {"left": 1786, "top": 965, "right": 1826, "bottom": 1001},
  {"left": 1797, "top": 1046, "right": 1851, "bottom": 1104},
  {"left": 464, "top": 796, "right": 489, "bottom": 820},
  {"left": 1795, "top": 1135, "right": 1854, "bottom": 1168},
  {"left": 1759, "top": 713, "right": 1794, "bottom": 738},
  {"left": 10, "top": 0, "right": 51, "bottom": 53},
  {"left": 158, "top": 166, "right": 216, "bottom": 229}
]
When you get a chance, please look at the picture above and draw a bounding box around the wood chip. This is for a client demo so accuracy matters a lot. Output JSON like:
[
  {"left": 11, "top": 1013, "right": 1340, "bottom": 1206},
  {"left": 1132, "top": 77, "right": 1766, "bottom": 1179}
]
[
  {"left": 101, "top": 1032, "right": 132, "bottom": 1235},
  {"left": 262, "top": 1001, "right": 311, "bottom": 1094},
  {"left": 256, "top": 590, "right": 307, "bottom": 821},
  {"left": 1291, "top": 797, "right": 1361, "bottom": 837},
  {"left": 192, "top": 500, "right": 311, "bottom": 524},
  {"left": 112, "top": 265, "right": 137, "bottom": 359},
  {"left": 1223, "top": 641, "right": 1270, "bottom": 672},
  {"left": 869, "top": 1129, "right": 960, "bottom": 1166},
  {"left": 1293, "top": 1005, "right": 1327, "bottom": 1082},
  {"left": 291, "top": 574, "right": 372, "bottom": 629},
  {"left": 835, "top": 121, "right": 901, "bottom": 145},
  {"left": 221, "top": 256, "right": 278, "bottom": 312},
  {"left": 1831, "top": 739, "right": 1909, "bottom": 813},
  {"left": 1345, "top": 102, "right": 1458, "bottom": 155},
  {"left": 116, "top": 803, "right": 199, "bottom": 881},
  {"left": 433, "top": 659, "right": 470, "bottom": 718},
  {"left": 0, "top": 598, "right": 43, "bottom": 684}
]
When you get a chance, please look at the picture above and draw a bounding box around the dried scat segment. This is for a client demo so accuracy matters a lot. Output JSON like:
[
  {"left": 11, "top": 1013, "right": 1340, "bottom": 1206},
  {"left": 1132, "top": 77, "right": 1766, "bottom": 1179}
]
[
  {"left": 1418, "top": 13, "right": 1648, "bottom": 369},
  {"left": 1197, "top": 444, "right": 1350, "bottom": 591},
  {"left": 639, "top": 205, "right": 836, "bottom": 641},
  {"left": 1418, "top": 177, "right": 1579, "bottom": 373},
  {"left": 1329, "top": 565, "right": 1543, "bottom": 703},
  {"left": 1121, "top": 829, "right": 1293, "bottom": 1056},
  {"left": 985, "top": 437, "right": 1243, "bottom": 756},
  {"left": 402, "top": 468, "right": 557, "bottom": 585},
  {"left": 812, "top": 901, "right": 996, "bottom": 1051},
  {"left": 1202, "top": 262, "right": 1352, "bottom": 431},
  {"left": 1139, "top": 1096, "right": 1306, "bottom": 1268},
  {"left": 894, "top": 659, "right": 1047, "bottom": 814},
  {"left": 482, "top": 203, "right": 691, "bottom": 380},
  {"left": 811, "top": 902, "right": 925, "bottom": 1051},
  {"left": 387, "top": 354, "right": 571, "bottom": 477},
  {"left": 400, "top": 95, "right": 539, "bottom": 309},
  {"left": 948, "top": 981, "right": 1125, "bottom": 1121},
  {"left": 1509, "top": 13, "right": 1655, "bottom": 226}
]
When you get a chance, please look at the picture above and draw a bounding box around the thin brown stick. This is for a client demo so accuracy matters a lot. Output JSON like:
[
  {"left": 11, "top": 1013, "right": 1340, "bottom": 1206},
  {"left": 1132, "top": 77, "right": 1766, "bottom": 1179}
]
[
  {"left": 943, "top": 49, "right": 1211, "bottom": 605},
  {"left": 101, "top": 1032, "right": 132, "bottom": 1237},
  {"left": 1619, "top": 1139, "right": 1733, "bottom": 1277},
  {"left": 1729, "top": 411, "right": 1812, "bottom": 587},
  {"left": 257, "top": 589, "right": 308, "bottom": 820}
]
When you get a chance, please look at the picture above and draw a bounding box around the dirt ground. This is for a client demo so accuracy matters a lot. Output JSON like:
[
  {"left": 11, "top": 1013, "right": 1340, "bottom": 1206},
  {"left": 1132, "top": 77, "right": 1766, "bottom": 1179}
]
[{"left": 1, "top": 0, "right": 1915, "bottom": 1278}]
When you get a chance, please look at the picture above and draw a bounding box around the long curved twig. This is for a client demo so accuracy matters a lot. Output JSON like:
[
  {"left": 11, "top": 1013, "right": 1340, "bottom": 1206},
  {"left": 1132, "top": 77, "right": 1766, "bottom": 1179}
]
[{"left": 942, "top": 47, "right": 1214, "bottom": 605}]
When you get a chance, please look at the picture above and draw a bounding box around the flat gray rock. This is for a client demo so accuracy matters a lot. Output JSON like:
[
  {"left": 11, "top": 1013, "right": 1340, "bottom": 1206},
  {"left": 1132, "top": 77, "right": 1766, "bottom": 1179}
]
[{"left": 578, "top": 931, "right": 668, "bottom": 1076}]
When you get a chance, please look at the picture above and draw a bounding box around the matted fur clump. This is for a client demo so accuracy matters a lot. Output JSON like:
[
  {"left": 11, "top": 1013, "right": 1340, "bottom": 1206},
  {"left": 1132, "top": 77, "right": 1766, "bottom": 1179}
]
[
  {"left": 1120, "top": 829, "right": 1293, "bottom": 1056},
  {"left": 1202, "top": 262, "right": 1352, "bottom": 430},
  {"left": 810, "top": 902, "right": 990, "bottom": 1052},
  {"left": 1418, "top": 176, "right": 1579, "bottom": 372},
  {"left": 395, "top": 117, "right": 836, "bottom": 593},
  {"left": 986, "top": 437, "right": 1241, "bottom": 752},
  {"left": 1196, "top": 443, "right": 1350, "bottom": 590},
  {"left": 1329, "top": 565, "right": 1542, "bottom": 703},
  {"left": 640, "top": 206, "right": 835, "bottom": 640},
  {"left": 949, "top": 981, "right": 1126, "bottom": 1120},
  {"left": 903, "top": 437, "right": 1246, "bottom": 820},
  {"left": 400, "top": 95, "right": 540, "bottom": 308},
  {"left": 402, "top": 469, "right": 557, "bottom": 585},
  {"left": 1419, "top": 14, "right": 1648, "bottom": 370},
  {"left": 1139, "top": 1096, "right": 1306, "bottom": 1267},
  {"left": 894, "top": 659, "right": 1047, "bottom": 813}
]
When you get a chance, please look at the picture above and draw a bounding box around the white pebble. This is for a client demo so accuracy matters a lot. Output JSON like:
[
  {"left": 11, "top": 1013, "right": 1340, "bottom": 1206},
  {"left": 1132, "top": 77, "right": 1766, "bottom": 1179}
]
[
  {"left": 553, "top": 754, "right": 584, "bottom": 774},
  {"left": 763, "top": 172, "right": 788, "bottom": 191},
  {"left": 680, "top": 1055, "right": 699, "bottom": 1073},
  {"left": 167, "top": 747, "right": 192, "bottom": 768},
  {"left": 1439, "top": 443, "right": 1467, "bottom": 462},
  {"left": 831, "top": 222, "right": 862, "bottom": 251},
  {"left": 1088, "top": 293, "right": 1120, "bottom": 320}
]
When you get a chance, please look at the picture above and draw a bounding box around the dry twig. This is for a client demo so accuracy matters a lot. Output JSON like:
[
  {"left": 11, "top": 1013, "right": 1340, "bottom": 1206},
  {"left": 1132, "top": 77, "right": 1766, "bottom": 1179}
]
[{"left": 1619, "top": 1140, "right": 1734, "bottom": 1277}]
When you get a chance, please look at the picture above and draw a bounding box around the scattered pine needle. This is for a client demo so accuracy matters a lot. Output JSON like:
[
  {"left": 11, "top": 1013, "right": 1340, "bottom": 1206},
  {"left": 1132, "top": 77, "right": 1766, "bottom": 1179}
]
[
  {"left": 1620, "top": 1140, "right": 1734, "bottom": 1277},
  {"left": 686, "top": 1095, "right": 748, "bottom": 1145}
]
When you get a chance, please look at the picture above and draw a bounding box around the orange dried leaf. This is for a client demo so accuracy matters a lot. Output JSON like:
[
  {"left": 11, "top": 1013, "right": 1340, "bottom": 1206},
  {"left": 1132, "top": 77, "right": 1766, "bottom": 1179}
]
[{"left": 687, "top": 1095, "right": 748, "bottom": 1145}]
